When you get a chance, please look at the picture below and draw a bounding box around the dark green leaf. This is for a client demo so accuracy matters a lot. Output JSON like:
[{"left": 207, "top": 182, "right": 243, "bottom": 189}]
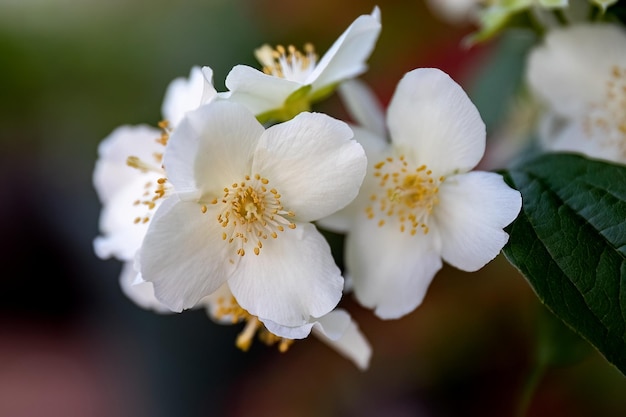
[{"left": 501, "top": 153, "right": 626, "bottom": 375}]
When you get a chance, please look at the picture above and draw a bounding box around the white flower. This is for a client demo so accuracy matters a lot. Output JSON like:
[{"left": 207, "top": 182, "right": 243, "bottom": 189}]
[
  {"left": 526, "top": 23, "right": 626, "bottom": 164},
  {"left": 222, "top": 7, "right": 381, "bottom": 122},
  {"left": 320, "top": 68, "right": 521, "bottom": 319},
  {"left": 426, "top": 0, "right": 481, "bottom": 24},
  {"left": 207, "top": 284, "right": 372, "bottom": 370},
  {"left": 138, "top": 100, "right": 367, "bottom": 329},
  {"left": 93, "top": 66, "right": 216, "bottom": 311}
]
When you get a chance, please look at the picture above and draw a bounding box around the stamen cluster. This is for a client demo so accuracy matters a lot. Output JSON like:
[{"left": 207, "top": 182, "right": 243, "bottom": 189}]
[
  {"left": 256, "top": 43, "right": 318, "bottom": 82},
  {"left": 366, "top": 155, "right": 444, "bottom": 235},
  {"left": 202, "top": 173, "right": 296, "bottom": 259},
  {"left": 584, "top": 65, "right": 626, "bottom": 158}
]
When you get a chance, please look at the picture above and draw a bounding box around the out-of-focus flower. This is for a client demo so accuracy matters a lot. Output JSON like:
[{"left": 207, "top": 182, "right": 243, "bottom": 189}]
[
  {"left": 526, "top": 23, "right": 626, "bottom": 164},
  {"left": 426, "top": 0, "right": 481, "bottom": 24},
  {"left": 139, "top": 100, "right": 367, "bottom": 330},
  {"left": 319, "top": 68, "right": 521, "bottom": 319},
  {"left": 222, "top": 7, "right": 381, "bottom": 123},
  {"left": 93, "top": 66, "right": 216, "bottom": 311}
]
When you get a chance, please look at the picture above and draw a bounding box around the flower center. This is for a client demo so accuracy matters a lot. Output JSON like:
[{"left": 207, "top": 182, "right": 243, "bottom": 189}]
[
  {"left": 584, "top": 65, "right": 626, "bottom": 158},
  {"left": 203, "top": 173, "right": 296, "bottom": 257},
  {"left": 255, "top": 43, "right": 318, "bottom": 83},
  {"left": 366, "top": 155, "right": 444, "bottom": 235},
  {"left": 127, "top": 120, "right": 171, "bottom": 225},
  {"left": 214, "top": 294, "right": 294, "bottom": 353}
]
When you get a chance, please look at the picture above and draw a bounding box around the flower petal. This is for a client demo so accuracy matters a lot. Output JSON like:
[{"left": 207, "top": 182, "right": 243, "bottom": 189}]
[
  {"left": 338, "top": 78, "right": 387, "bottom": 138},
  {"left": 224, "top": 64, "right": 302, "bottom": 115},
  {"left": 165, "top": 101, "right": 262, "bottom": 197},
  {"left": 118, "top": 262, "right": 172, "bottom": 313},
  {"left": 93, "top": 173, "right": 161, "bottom": 260},
  {"left": 387, "top": 68, "right": 486, "bottom": 175},
  {"left": 312, "top": 309, "right": 372, "bottom": 371},
  {"left": 346, "top": 211, "right": 443, "bottom": 319},
  {"left": 316, "top": 133, "right": 390, "bottom": 233},
  {"left": 228, "top": 222, "right": 343, "bottom": 327},
  {"left": 308, "top": 7, "right": 382, "bottom": 91},
  {"left": 435, "top": 171, "right": 521, "bottom": 272},
  {"left": 261, "top": 319, "right": 316, "bottom": 340},
  {"left": 526, "top": 23, "right": 626, "bottom": 117},
  {"left": 252, "top": 112, "right": 367, "bottom": 222},
  {"left": 161, "top": 66, "right": 216, "bottom": 127},
  {"left": 93, "top": 124, "right": 162, "bottom": 204},
  {"left": 139, "top": 196, "right": 235, "bottom": 312},
  {"left": 260, "top": 308, "right": 353, "bottom": 345}
]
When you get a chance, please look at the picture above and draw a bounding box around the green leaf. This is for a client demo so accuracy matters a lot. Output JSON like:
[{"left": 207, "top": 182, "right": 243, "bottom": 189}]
[{"left": 501, "top": 153, "right": 626, "bottom": 375}]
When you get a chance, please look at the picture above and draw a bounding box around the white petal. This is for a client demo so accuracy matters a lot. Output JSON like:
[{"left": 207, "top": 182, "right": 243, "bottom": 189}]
[
  {"left": 543, "top": 119, "right": 624, "bottom": 164},
  {"left": 228, "top": 222, "right": 343, "bottom": 327},
  {"left": 346, "top": 211, "right": 443, "bottom": 319},
  {"left": 526, "top": 23, "right": 626, "bottom": 117},
  {"left": 261, "top": 319, "right": 315, "bottom": 340},
  {"left": 94, "top": 174, "right": 161, "bottom": 260},
  {"left": 252, "top": 112, "right": 367, "bottom": 222},
  {"left": 200, "top": 66, "right": 218, "bottom": 105},
  {"left": 161, "top": 66, "right": 216, "bottom": 127},
  {"left": 259, "top": 301, "right": 351, "bottom": 341},
  {"left": 308, "top": 7, "right": 382, "bottom": 91},
  {"left": 93, "top": 124, "right": 162, "bottom": 204},
  {"left": 316, "top": 134, "right": 390, "bottom": 233},
  {"left": 338, "top": 78, "right": 387, "bottom": 138},
  {"left": 118, "top": 262, "right": 172, "bottom": 313},
  {"left": 224, "top": 64, "right": 302, "bottom": 115},
  {"left": 435, "top": 171, "right": 521, "bottom": 272},
  {"left": 387, "top": 68, "right": 486, "bottom": 175},
  {"left": 312, "top": 310, "right": 372, "bottom": 371},
  {"left": 139, "top": 196, "right": 234, "bottom": 312},
  {"left": 165, "top": 101, "right": 262, "bottom": 197},
  {"left": 426, "top": 0, "right": 480, "bottom": 24}
]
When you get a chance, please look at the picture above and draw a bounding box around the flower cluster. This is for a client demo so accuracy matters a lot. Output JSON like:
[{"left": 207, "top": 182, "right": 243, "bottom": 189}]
[{"left": 93, "top": 5, "right": 523, "bottom": 370}]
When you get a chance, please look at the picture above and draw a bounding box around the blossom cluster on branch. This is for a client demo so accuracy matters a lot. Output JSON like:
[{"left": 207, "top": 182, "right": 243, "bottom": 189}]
[{"left": 94, "top": 1, "right": 625, "bottom": 373}]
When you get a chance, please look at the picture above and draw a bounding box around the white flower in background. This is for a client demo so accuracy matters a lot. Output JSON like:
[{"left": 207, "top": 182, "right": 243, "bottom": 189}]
[
  {"left": 139, "top": 100, "right": 367, "bottom": 330},
  {"left": 222, "top": 7, "right": 381, "bottom": 123},
  {"left": 93, "top": 66, "right": 217, "bottom": 311},
  {"left": 207, "top": 284, "right": 372, "bottom": 370},
  {"left": 426, "top": 0, "right": 481, "bottom": 24},
  {"left": 526, "top": 23, "right": 626, "bottom": 164},
  {"left": 319, "top": 68, "right": 521, "bottom": 319}
]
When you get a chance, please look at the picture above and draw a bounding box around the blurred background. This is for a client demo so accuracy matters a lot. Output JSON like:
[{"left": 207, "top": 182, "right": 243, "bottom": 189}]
[{"left": 1, "top": 0, "right": 625, "bottom": 416}]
